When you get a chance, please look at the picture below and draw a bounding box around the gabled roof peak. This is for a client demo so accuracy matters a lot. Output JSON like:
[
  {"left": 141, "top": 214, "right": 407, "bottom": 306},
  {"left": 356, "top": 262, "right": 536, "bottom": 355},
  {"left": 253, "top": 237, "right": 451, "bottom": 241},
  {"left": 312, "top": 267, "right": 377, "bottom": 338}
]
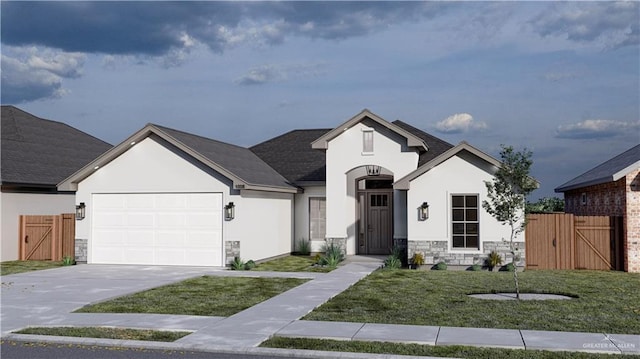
[
  {"left": 394, "top": 142, "right": 502, "bottom": 190},
  {"left": 58, "top": 123, "right": 298, "bottom": 193},
  {"left": 311, "top": 109, "right": 428, "bottom": 151}
]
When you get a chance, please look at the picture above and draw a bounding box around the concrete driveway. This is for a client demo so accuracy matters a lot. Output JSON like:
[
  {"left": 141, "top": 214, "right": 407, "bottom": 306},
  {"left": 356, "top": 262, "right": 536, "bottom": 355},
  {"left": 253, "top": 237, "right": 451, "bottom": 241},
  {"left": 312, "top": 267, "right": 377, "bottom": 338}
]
[
  {"left": 1, "top": 265, "right": 225, "bottom": 335},
  {"left": 0, "top": 261, "right": 379, "bottom": 349}
]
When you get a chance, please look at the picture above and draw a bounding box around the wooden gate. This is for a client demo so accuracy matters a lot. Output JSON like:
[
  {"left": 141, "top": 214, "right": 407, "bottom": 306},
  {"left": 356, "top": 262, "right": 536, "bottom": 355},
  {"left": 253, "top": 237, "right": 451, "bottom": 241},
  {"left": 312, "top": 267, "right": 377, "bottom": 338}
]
[
  {"left": 19, "top": 214, "right": 75, "bottom": 261},
  {"left": 525, "top": 213, "right": 622, "bottom": 270}
]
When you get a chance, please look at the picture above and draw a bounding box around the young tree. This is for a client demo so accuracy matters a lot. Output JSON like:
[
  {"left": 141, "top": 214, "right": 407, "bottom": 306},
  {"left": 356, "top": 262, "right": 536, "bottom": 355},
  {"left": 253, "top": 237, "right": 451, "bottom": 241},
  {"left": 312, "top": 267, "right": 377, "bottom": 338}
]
[{"left": 482, "top": 145, "right": 538, "bottom": 299}]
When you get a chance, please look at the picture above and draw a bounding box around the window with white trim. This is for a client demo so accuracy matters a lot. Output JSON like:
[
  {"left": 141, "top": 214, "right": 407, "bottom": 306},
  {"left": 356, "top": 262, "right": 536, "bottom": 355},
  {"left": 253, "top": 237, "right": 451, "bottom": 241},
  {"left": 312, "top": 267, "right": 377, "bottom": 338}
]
[
  {"left": 309, "top": 197, "right": 326, "bottom": 241},
  {"left": 452, "top": 194, "right": 479, "bottom": 249},
  {"left": 362, "top": 129, "right": 374, "bottom": 154}
]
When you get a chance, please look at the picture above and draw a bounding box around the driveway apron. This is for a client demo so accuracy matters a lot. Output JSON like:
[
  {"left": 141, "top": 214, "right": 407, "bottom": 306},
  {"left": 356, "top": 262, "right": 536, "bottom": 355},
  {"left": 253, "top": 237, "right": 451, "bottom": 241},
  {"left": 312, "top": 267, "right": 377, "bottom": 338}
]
[{"left": 2, "top": 265, "right": 230, "bottom": 335}]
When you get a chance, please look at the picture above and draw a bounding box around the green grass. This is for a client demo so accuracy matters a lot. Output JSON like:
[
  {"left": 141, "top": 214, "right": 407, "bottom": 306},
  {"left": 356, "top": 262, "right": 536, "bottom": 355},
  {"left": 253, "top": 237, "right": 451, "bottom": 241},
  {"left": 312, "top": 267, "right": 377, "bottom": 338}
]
[
  {"left": 303, "top": 269, "right": 640, "bottom": 334},
  {"left": 75, "top": 276, "right": 308, "bottom": 316},
  {"left": 0, "top": 260, "right": 64, "bottom": 276},
  {"left": 15, "top": 326, "right": 190, "bottom": 342},
  {"left": 262, "top": 337, "right": 638, "bottom": 359},
  {"left": 251, "top": 255, "right": 332, "bottom": 273}
]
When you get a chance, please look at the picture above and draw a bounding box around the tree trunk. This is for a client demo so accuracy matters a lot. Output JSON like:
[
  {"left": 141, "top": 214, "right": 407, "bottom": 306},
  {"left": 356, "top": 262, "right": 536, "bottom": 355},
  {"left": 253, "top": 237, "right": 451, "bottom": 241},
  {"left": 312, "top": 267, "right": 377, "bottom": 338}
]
[
  {"left": 513, "top": 257, "right": 520, "bottom": 300},
  {"left": 511, "top": 225, "right": 521, "bottom": 300}
]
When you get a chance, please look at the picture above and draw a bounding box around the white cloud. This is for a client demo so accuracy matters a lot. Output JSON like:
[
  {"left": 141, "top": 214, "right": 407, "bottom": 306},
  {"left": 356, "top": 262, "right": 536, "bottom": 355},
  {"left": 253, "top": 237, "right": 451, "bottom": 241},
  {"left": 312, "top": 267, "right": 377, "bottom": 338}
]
[
  {"left": 530, "top": 2, "right": 639, "bottom": 49},
  {"left": 235, "top": 64, "right": 281, "bottom": 85},
  {"left": 1, "top": 47, "right": 85, "bottom": 103},
  {"left": 235, "top": 62, "right": 327, "bottom": 86},
  {"left": 435, "top": 113, "right": 488, "bottom": 134},
  {"left": 556, "top": 119, "right": 640, "bottom": 139}
]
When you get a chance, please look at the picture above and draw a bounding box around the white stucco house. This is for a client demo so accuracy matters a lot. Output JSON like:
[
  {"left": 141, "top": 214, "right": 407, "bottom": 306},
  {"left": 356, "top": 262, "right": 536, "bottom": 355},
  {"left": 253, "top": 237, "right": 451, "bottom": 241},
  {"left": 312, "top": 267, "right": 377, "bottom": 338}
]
[
  {"left": 58, "top": 109, "right": 523, "bottom": 267},
  {"left": 1, "top": 106, "right": 112, "bottom": 261}
]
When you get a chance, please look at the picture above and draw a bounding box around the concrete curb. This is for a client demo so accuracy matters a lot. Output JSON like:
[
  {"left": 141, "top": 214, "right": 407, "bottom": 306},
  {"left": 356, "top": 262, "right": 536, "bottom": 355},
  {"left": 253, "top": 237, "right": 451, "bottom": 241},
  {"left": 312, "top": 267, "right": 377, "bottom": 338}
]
[{"left": 2, "top": 334, "right": 451, "bottom": 359}]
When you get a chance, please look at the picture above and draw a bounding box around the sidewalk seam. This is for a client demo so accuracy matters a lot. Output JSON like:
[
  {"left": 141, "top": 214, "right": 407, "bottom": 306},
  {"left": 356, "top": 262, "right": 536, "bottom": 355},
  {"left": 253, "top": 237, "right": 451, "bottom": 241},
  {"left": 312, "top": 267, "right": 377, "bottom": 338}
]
[
  {"left": 434, "top": 326, "right": 441, "bottom": 346},
  {"left": 518, "top": 329, "right": 526, "bottom": 350},
  {"left": 350, "top": 323, "right": 367, "bottom": 341}
]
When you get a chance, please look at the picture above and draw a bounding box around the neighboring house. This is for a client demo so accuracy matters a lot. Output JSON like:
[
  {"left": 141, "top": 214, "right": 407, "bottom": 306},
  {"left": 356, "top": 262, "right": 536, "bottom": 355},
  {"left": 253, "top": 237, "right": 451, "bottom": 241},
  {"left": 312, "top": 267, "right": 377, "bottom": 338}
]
[
  {"left": 555, "top": 144, "right": 640, "bottom": 273},
  {"left": 1, "top": 106, "right": 112, "bottom": 261},
  {"left": 59, "top": 109, "right": 522, "bottom": 267}
]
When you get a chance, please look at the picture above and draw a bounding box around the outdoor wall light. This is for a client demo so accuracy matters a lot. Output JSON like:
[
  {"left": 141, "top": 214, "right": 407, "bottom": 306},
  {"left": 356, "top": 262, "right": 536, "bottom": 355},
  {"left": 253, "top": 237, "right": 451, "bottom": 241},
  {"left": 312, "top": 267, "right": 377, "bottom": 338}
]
[
  {"left": 366, "top": 165, "right": 381, "bottom": 176},
  {"left": 418, "top": 202, "right": 429, "bottom": 221},
  {"left": 224, "top": 202, "right": 235, "bottom": 221},
  {"left": 76, "top": 202, "right": 86, "bottom": 220}
]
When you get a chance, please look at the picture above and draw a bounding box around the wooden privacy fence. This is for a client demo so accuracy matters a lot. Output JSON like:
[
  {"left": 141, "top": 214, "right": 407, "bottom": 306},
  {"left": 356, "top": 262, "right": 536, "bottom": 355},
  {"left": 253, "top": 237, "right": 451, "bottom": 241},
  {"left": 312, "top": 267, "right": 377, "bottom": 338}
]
[
  {"left": 525, "top": 213, "right": 623, "bottom": 271},
  {"left": 19, "top": 214, "right": 75, "bottom": 261}
]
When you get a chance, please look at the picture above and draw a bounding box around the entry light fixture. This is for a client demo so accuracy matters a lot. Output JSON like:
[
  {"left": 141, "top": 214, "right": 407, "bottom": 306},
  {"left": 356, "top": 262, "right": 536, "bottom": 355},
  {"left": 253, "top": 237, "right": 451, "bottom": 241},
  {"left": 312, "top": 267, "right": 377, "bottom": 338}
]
[
  {"left": 418, "top": 202, "right": 429, "bottom": 221},
  {"left": 365, "top": 165, "right": 381, "bottom": 176},
  {"left": 76, "top": 202, "right": 86, "bottom": 220},
  {"left": 224, "top": 202, "right": 235, "bottom": 221}
]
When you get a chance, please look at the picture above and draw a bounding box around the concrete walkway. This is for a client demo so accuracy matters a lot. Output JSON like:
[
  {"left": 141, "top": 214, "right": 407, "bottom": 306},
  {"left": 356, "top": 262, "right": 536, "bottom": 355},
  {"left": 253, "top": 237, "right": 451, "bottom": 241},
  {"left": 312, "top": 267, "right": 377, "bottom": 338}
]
[
  {"left": 2, "top": 261, "right": 639, "bottom": 357},
  {"left": 276, "top": 321, "right": 640, "bottom": 355}
]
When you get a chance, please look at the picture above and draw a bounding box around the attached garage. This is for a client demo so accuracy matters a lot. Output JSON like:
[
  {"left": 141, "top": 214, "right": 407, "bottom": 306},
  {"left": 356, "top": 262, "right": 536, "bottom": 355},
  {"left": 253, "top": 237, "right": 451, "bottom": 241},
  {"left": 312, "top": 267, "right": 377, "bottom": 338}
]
[
  {"left": 58, "top": 124, "right": 297, "bottom": 267},
  {"left": 92, "top": 193, "right": 223, "bottom": 266}
]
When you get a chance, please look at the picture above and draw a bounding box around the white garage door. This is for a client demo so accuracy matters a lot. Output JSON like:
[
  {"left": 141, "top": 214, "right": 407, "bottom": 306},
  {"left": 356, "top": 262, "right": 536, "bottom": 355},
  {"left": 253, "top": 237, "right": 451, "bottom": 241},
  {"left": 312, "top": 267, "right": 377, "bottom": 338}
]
[{"left": 92, "top": 193, "right": 223, "bottom": 266}]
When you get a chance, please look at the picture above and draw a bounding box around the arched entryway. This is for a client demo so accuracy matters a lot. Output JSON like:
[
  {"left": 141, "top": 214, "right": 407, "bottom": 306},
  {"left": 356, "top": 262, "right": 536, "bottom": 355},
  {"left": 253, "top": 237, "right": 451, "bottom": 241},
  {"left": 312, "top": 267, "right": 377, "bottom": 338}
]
[{"left": 356, "top": 175, "right": 393, "bottom": 255}]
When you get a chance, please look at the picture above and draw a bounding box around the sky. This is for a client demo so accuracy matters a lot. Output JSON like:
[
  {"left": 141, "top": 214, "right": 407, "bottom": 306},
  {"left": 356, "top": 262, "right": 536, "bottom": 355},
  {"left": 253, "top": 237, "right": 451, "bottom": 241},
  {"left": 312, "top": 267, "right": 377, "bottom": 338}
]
[{"left": 1, "top": 1, "right": 639, "bottom": 200}]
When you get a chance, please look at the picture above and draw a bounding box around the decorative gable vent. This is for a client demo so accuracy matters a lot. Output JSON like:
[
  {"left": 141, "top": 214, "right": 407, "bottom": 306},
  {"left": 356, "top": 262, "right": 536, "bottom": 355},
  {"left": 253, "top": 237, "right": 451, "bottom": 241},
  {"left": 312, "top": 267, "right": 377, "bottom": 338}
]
[{"left": 366, "top": 165, "right": 381, "bottom": 176}]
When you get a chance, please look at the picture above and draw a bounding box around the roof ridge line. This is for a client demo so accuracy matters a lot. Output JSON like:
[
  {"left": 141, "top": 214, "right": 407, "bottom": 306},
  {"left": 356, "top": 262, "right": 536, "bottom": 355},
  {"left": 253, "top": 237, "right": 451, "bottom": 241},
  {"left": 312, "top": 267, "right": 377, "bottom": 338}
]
[{"left": 150, "top": 123, "right": 249, "bottom": 151}]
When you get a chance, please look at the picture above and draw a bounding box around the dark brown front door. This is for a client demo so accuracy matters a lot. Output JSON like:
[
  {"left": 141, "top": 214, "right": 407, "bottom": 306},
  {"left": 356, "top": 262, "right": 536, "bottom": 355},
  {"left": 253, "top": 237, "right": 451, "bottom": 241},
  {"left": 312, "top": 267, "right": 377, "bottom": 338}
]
[{"left": 358, "top": 189, "right": 393, "bottom": 255}]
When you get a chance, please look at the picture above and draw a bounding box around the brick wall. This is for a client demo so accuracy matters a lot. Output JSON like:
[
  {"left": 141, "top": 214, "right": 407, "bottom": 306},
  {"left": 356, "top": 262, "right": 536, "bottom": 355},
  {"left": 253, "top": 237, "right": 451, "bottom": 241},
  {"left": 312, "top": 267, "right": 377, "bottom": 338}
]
[
  {"left": 563, "top": 168, "right": 640, "bottom": 273},
  {"left": 564, "top": 178, "right": 626, "bottom": 216},
  {"left": 625, "top": 169, "right": 640, "bottom": 273}
]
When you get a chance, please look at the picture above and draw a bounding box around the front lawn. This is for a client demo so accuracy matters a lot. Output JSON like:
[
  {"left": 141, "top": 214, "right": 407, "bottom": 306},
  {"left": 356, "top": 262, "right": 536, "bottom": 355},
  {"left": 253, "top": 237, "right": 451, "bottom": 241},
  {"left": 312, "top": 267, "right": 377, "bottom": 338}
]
[
  {"left": 15, "top": 327, "right": 189, "bottom": 342},
  {"left": 1, "top": 260, "right": 64, "bottom": 276},
  {"left": 262, "top": 337, "right": 626, "bottom": 359},
  {"left": 251, "top": 255, "right": 332, "bottom": 273},
  {"left": 76, "top": 276, "right": 308, "bottom": 316},
  {"left": 303, "top": 269, "right": 640, "bottom": 334}
]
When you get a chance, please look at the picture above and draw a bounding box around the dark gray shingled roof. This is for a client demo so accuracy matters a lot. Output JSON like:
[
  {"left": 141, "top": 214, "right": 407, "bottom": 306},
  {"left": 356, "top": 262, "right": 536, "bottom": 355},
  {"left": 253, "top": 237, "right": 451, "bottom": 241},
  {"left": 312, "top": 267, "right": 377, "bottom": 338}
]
[
  {"left": 250, "top": 129, "right": 329, "bottom": 184},
  {"left": 251, "top": 121, "right": 453, "bottom": 184},
  {"left": 555, "top": 144, "right": 640, "bottom": 192},
  {"left": 154, "top": 125, "right": 296, "bottom": 190},
  {"left": 1, "top": 106, "right": 112, "bottom": 189},
  {"left": 392, "top": 120, "right": 454, "bottom": 166}
]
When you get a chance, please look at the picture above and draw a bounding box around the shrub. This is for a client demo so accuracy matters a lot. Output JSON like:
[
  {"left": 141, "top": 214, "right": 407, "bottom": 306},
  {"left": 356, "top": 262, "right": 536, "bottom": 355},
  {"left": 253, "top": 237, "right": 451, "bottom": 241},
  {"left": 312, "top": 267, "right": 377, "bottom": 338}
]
[
  {"left": 62, "top": 256, "right": 75, "bottom": 266},
  {"left": 296, "top": 238, "right": 311, "bottom": 256},
  {"left": 316, "top": 242, "right": 344, "bottom": 268},
  {"left": 500, "top": 262, "right": 516, "bottom": 272},
  {"left": 432, "top": 261, "right": 447, "bottom": 270},
  {"left": 485, "top": 250, "right": 503, "bottom": 271},
  {"left": 230, "top": 257, "right": 246, "bottom": 270},
  {"left": 468, "top": 264, "right": 482, "bottom": 271},
  {"left": 324, "top": 254, "right": 341, "bottom": 268},
  {"left": 390, "top": 245, "right": 407, "bottom": 267},
  {"left": 324, "top": 242, "right": 344, "bottom": 260},
  {"left": 244, "top": 260, "right": 256, "bottom": 270},
  {"left": 313, "top": 253, "right": 326, "bottom": 266},
  {"left": 383, "top": 255, "right": 402, "bottom": 269},
  {"left": 410, "top": 252, "right": 425, "bottom": 267}
]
